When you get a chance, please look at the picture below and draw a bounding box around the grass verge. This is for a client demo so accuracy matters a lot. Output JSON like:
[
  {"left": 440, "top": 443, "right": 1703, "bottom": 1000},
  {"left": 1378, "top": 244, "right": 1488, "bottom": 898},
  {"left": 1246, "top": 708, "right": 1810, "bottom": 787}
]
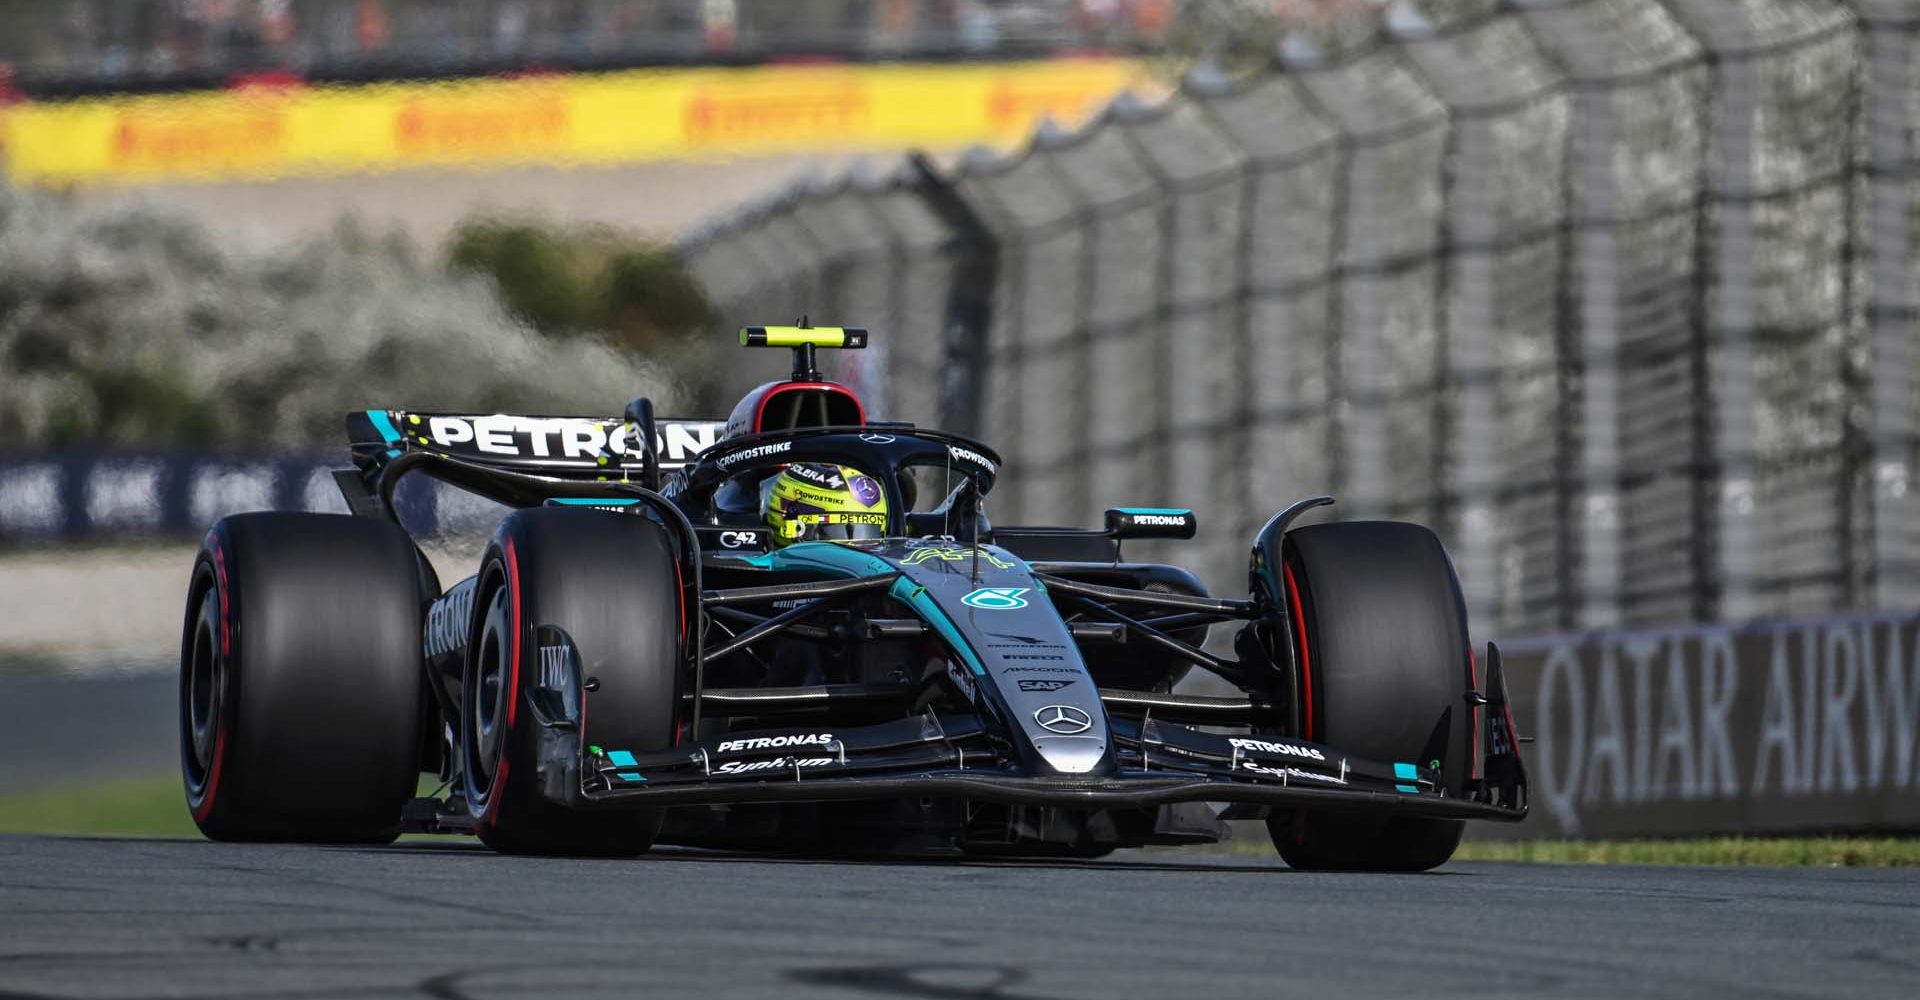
[
  {"left": 1455, "top": 837, "right": 1920, "bottom": 868},
  {"left": 0, "top": 773, "right": 458, "bottom": 840},
  {"left": 0, "top": 773, "right": 196, "bottom": 838},
  {"left": 6, "top": 776, "right": 1918, "bottom": 868}
]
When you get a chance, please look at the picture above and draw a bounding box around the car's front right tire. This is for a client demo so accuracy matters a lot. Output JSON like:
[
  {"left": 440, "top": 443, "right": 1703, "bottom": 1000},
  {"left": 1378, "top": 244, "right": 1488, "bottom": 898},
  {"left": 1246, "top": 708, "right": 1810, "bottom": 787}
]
[{"left": 1265, "top": 520, "right": 1472, "bottom": 872}]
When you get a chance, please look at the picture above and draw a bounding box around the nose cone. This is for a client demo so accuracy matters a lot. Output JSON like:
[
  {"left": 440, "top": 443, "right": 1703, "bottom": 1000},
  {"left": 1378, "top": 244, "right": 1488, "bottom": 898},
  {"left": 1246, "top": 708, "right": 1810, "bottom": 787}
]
[{"left": 1032, "top": 736, "right": 1107, "bottom": 775}]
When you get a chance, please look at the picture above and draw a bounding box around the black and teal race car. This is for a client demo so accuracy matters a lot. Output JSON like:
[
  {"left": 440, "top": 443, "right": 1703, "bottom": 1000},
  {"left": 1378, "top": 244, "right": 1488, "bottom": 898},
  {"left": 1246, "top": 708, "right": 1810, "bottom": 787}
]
[{"left": 179, "top": 326, "right": 1527, "bottom": 868}]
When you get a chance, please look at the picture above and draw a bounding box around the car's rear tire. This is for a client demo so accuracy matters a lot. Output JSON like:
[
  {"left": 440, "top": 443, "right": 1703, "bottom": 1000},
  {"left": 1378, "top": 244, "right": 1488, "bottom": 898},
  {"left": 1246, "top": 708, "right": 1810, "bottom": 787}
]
[
  {"left": 462, "top": 508, "right": 682, "bottom": 856},
  {"left": 181, "top": 513, "right": 429, "bottom": 843},
  {"left": 1265, "top": 520, "right": 1471, "bottom": 872}
]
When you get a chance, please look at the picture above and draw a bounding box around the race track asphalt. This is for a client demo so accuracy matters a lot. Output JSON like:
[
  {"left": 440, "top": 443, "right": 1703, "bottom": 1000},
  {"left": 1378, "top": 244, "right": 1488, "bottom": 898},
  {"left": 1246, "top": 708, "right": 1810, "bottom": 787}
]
[
  {"left": 2, "top": 836, "right": 1917, "bottom": 1000},
  {"left": 0, "top": 672, "right": 176, "bottom": 795}
]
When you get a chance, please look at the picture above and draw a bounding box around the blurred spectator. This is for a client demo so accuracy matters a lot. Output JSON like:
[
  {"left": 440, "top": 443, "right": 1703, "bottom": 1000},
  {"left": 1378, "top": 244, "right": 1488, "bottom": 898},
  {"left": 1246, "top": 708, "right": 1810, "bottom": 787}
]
[
  {"left": 703, "top": 0, "right": 738, "bottom": 52},
  {"left": 957, "top": 1, "right": 1001, "bottom": 54},
  {"left": 260, "top": 0, "right": 298, "bottom": 48},
  {"left": 1130, "top": 0, "right": 1175, "bottom": 44},
  {"left": 62, "top": 4, "right": 100, "bottom": 72},
  {"left": 356, "top": 0, "right": 389, "bottom": 52},
  {"left": 0, "top": 0, "right": 1191, "bottom": 94},
  {"left": 0, "top": 61, "right": 20, "bottom": 168},
  {"left": 875, "top": 0, "right": 919, "bottom": 54},
  {"left": 0, "top": 64, "right": 12, "bottom": 165},
  {"left": 495, "top": 0, "right": 529, "bottom": 57}
]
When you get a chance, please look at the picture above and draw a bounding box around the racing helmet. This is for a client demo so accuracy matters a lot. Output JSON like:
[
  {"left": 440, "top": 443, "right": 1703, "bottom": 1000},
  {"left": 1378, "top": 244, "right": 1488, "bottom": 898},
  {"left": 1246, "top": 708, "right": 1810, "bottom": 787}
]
[{"left": 761, "top": 463, "right": 889, "bottom": 547}]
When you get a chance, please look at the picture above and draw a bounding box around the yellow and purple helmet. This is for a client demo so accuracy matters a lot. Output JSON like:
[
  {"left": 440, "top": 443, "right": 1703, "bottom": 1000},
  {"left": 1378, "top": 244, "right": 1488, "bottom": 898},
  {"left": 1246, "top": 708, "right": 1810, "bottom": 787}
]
[{"left": 761, "top": 463, "right": 888, "bottom": 547}]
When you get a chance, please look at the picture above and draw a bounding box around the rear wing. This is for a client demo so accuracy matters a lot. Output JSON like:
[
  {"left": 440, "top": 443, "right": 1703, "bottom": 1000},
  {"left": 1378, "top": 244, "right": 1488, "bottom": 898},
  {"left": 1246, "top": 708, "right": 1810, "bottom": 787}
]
[{"left": 348, "top": 410, "right": 724, "bottom": 477}]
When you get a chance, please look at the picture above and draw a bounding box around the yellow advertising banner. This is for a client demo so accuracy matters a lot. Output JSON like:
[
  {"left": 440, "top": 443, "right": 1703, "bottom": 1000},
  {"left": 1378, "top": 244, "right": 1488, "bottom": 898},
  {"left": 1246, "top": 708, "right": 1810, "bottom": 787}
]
[{"left": 2, "top": 59, "right": 1146, "bottom": 186}]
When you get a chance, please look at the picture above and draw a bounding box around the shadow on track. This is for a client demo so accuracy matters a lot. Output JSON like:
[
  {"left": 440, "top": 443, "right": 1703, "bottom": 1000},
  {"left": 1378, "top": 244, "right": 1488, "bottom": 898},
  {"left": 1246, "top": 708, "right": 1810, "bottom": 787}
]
[
  {"left": 316, "top": 838, "right": 1479, "bottom": 877},
  {"left": 18, "top": 832, "right": 1478, "bottom": 877},
  {"left": 789, "top": 963, "right": 1062, "bottom": 1000}
]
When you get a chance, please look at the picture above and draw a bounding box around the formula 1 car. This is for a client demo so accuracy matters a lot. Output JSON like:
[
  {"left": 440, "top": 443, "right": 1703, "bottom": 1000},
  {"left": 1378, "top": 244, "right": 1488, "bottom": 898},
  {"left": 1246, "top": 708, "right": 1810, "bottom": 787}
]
[{"left": 179, "top": 325, "right": 1527, "bottom": 869}]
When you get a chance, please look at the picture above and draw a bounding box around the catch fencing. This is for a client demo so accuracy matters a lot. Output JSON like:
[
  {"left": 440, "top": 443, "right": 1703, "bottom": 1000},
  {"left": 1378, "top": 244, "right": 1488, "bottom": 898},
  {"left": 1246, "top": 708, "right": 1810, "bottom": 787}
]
[{"left": 680, "top": 0, "right": 1920, "bottom": 638}]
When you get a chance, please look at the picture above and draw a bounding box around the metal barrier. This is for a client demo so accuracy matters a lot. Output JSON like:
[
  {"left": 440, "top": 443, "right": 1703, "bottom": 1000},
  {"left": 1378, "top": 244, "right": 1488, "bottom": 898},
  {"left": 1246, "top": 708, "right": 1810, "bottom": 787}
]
[
  {"left": 680, "top": 0, "right": 1920, "bottom": 637},
  {"left": 1492, "top": 612, "right": 1920, "bottom": 839}
]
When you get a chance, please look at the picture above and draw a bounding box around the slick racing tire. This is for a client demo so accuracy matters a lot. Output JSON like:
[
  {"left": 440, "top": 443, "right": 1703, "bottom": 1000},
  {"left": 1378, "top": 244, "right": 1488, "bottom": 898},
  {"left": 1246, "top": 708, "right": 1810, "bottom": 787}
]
[
  {"left": 462, "top": 508, "right": 682, "bottom": 856},
  {"left": 181, "top": 513, "right": 430, "bottom": 843},
  {"left": 1266, "top": 520, "right": 1470, "bottom": 872}
]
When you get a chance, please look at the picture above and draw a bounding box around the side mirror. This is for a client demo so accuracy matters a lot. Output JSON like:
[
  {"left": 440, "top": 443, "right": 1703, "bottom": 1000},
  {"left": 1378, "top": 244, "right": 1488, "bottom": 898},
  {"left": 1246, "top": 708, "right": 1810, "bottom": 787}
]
[
  {"left": 1104, "top": 507, "right": 1197, "bottom": 540},
  {"left": 624, "top": 396, "right": 659, "bottom": 489}
]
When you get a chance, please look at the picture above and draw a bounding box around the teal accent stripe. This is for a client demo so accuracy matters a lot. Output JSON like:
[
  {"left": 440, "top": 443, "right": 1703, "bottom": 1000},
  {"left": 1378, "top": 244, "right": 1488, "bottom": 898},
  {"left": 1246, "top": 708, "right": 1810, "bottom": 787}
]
[
  {"left": 765, "top": 542, "right": 898, "bottom": 578},
  {"left": 550, "top": 498, "right": 640, "bottom": 506},
  {"left": 607, "top": 750, "right": 645, "bottom": 782},
  {"left": 1115, "top": 507, "right": 1192, "bottom": 517},
  {"left": 366, "top": 409, "right": 402, "bottom": 444},
  {"left": 713, "top": 542, "right": 985, "bottom": 676},
  {"left": 890, "top": 577, "right": 987, "bottom": 676},
  {"left": 1393, "top": 761, "right": 1419, "bottom": 794}
]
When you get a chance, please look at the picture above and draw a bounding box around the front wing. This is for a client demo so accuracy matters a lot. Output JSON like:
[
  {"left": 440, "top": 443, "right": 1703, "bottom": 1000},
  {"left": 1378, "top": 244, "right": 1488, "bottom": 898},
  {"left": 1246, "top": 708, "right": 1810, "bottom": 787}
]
[{"left": 526, "top": 701, "right": 1529, "bottom": 823}]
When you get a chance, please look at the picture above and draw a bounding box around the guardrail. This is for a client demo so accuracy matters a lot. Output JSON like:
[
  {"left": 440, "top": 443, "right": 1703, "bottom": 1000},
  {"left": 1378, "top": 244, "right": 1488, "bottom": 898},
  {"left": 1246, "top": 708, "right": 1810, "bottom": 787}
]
[{"left": 1493, "top": 614, "right": 1920, "bottom": 839}]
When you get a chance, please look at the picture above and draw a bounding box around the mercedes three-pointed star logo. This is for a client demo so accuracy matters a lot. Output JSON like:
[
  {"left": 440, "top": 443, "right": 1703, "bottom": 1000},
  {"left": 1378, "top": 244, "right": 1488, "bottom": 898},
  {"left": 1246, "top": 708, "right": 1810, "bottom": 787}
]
[{"left": 1033, "top": 704, "right": 1092, "bottom": 735}]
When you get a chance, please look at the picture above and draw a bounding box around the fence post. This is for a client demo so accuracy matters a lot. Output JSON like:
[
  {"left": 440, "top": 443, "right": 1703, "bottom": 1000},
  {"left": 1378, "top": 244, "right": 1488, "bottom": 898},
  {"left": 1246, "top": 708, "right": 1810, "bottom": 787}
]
[
  {"left": 1859, "top": 5, "right": 1920, "bottom": 611},
  {"left": 1397, "top": 7, "right": 1573, "bottom": 636},
  {"left": 1516, "top": 7, "right": 1612, "bottom": 632},
  {"left": 906, "top": 152, "right": 998, "bottom": 439},
  {"left": 1116, "top": 86, "right": 1250, "bottom": 593},
  {"left": 1677, "top": 4, "right": 1759, "bottom": 625},
  {"left": 1194, "top": 66, "right": 1343, "bottom": 550},
  {"left": 1292, "top": 40, "right": 1451, "bottom": 524}
]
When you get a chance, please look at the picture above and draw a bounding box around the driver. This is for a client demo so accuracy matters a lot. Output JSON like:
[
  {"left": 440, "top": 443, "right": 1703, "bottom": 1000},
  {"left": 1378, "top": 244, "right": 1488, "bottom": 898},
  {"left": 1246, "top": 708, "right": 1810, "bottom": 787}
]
[{"left": 761, "top": 463, "right": 890, "bottom": 547}]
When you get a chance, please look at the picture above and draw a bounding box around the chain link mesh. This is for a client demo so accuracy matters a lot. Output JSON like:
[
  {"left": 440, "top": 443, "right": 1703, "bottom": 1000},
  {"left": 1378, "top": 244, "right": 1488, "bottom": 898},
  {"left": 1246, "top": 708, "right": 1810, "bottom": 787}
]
[{"left": 679, "top": 0, "right": 1920, "bottom": 637}]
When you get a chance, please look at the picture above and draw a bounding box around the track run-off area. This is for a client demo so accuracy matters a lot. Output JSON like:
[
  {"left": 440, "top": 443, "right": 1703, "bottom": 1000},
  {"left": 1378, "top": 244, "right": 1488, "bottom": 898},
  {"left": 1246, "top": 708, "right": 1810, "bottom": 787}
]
[{"left": 2, "top": 836, "right": 1918, "bottom": 1000}]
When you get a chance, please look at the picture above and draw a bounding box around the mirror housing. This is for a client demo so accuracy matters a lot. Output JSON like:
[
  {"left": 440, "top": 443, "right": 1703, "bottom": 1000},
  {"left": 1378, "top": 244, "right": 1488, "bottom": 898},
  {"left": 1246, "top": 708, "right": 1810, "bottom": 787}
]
[{"left": 1104, "top": 507, "right": 1197, "bottom": 540}]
